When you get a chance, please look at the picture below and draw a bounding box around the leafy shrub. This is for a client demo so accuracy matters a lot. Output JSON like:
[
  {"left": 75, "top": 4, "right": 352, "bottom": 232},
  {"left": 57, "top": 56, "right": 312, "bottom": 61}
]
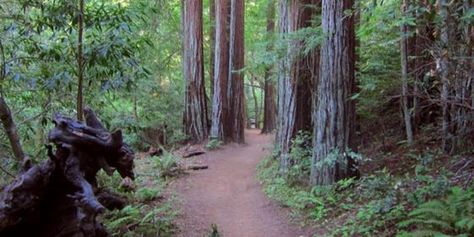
[
  {"left": 257, "top": 156, "right": 327, "bottom": 220},
  {"left": 398, "top": 187, "right": 474, "bottom": 237},
  {"left": 286, "top": 131, "right": 312, "bottom": 185}
]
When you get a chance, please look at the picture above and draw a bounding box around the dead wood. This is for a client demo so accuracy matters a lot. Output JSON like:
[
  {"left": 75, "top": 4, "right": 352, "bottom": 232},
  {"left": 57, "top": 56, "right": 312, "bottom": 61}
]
[
  {"left": 0, "top": 108, "right": 135, "bottom": 237},
  {"left": 187, "top": 164, "right": 209, "bottom": 170},
  {"left": 182, "top": 150, "right": 206, "bottom": 158}
]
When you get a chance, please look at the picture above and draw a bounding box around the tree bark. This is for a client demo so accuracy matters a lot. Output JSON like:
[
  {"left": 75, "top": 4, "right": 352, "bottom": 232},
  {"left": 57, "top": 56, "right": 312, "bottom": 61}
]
[
  {"left": 209, "top": 0, "right": 216, "bottom": 101},
  {"left": 76, "top": 0, "right": 85, "bottom": 122},
  {"left": 276, "top": 0, "right": 319, "bottom": 172},
  {"left": 262, "top": 0, "right": 277, "bottom": 134},
  {"left": 210, "top": 0, "right": 230, "bottom": 141},
  {"left": 401, "top": 0, "right": 414, "bottom": 145},
  {"left": 183, "top": 0, "right": 209, "bottom": 142},
  {"left": 438, "top": 0, "right": 450, "bottom": 152},
  {"left": 0, "top": 97, "right": 26, "bottom": 161},
  {"left": 311, "top": 0, "right": 357, "bottom": 185},
  {"left": 226, "top": 0, "right": 246, "bottom": 143}
]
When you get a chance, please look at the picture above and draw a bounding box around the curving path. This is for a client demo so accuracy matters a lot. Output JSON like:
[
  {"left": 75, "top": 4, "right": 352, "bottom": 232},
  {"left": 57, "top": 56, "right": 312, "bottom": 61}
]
[{"left": 172, "top": 129, "right": 312, "bottom": 237}]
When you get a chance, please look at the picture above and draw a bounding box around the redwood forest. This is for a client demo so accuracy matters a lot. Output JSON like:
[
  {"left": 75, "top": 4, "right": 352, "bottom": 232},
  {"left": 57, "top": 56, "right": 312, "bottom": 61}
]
[{"left": 0, "top": 0, "right": 473, "bottom": 236}]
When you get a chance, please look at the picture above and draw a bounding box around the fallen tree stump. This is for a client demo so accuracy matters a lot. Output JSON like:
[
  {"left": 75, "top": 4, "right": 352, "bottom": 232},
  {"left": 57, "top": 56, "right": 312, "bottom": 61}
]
[{"left": 0, "top": 107, "right": 135, "bottom": 237}]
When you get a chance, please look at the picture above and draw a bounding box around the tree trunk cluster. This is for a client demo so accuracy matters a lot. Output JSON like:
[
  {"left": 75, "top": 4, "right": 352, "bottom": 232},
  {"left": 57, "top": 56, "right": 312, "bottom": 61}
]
[
  {"left": 209, "top": 0, "right": 246, "bottom": 143},
  {"left": 0, "top": 108, "right": 134, "bottom": 237},
  {"left": 399, "top": 0, "right": 474, "bottom": 153},
  {"left": 183, "top": 0, "right": 246, "bottom": 144},
  {"left": 276, "top": 0, "right": 320, "bottom": 172},
  {"left": 273, "top": 0, "right": 359, "bottom": 185}
]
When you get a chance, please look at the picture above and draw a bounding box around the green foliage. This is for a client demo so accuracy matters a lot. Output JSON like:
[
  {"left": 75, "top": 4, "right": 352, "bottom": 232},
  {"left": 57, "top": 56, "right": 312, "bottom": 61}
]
[
  {"left": 206, "top": 139, "right": 223, "bottom": 150},
  {"left": 136, "top": 187, "right": 163, "bottom": 202},
  {"left": 103, "top": 203, "right": 176, "bottom": 237},
  {"left": 285, "top": 131, "right": 312, "bottom": 185},
  {"left": 152, "top": 150, "right": 180, "bottom": 177},
  {"left": 100, "top": 158, "right": 177, "bottom": 236},
  {"left": 96, "top": 170, "right": 132, "bottom": 197},
  {"left": 398, "top": 187, "right": 474, "bottom": 237},
  {"left": 257, "top": 156, "right": 327, "bottom": 221},
  {"left": 258, "top": 147, "right": 465, "bottom": 237},
  {"left": 356, "top": 0, "right": 402, "bottom": 120},
  {"left": 0, "top": 0, "right": 186, "bottom": 163}
]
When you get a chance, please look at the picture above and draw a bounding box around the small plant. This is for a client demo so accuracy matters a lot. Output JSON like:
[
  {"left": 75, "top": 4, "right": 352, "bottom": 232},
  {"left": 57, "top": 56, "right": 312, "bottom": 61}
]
[
  {"left": 286, "top": 131, "right": 312, "bottom": 185},
  {"left": 398, "top": 187, "right": 474, "bottom": 237},
  {"left": 206, "top": 139, "right": 223, "bottom": 150},
  {"left": 136, "top": 187, "right": 163, "bottom": 202},
  {"left": 153, "top": 151, "right": 180, "bottom": 177},
  {"left": 208, "top": 224, "right": 220, "bottom": 237},
  {"left": 103, "top": 203, "right": 176, "bottom": 237}
]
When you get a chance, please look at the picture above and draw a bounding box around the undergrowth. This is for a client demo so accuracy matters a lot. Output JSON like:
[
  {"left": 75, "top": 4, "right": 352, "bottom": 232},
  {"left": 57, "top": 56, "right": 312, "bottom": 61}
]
[
  {"left": 206, "top": 139, "right": 223, "bottom": 150},
  {"left": 257, "top": 147, "right": 470, "bottom": 237},
  {"left": 99, "top": 153, "right": 178, "bottom": 237}
]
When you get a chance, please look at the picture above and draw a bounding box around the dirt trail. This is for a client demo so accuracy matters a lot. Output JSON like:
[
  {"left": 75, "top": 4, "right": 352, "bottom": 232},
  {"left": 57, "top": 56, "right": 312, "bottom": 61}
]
[{"left": 172, "top": 129, "right": 311, "bottom": 237}]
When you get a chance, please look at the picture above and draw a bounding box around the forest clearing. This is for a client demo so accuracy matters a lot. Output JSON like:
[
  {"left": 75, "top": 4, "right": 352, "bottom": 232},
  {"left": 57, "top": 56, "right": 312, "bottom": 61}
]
[{"left": 0, "top": 0, "right": 473, "bottom": 237}]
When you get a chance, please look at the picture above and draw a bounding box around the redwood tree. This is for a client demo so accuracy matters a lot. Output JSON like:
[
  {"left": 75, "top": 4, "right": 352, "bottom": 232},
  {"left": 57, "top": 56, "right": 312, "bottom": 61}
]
[
  {"left": 227, "top": 0, "right": 245, "bottom": 143},
  {"left": 183, "top": 0, "right": 209, "bottom": 142},
  {"left": 261, "top": 0, "right": 277, "bottom": 134},
  {"left": 209, "top": 0, "right": 216, "bottom": 100},
  {"left": 210, "top": 0, "right": 245, "bottom": 143},
  {"left": 311, "top": 0, "right": 357, "bottom": 185},
  {"left": 276, "top": 0, "right": 319, "bottom": 171},
  {"left": 210, "top": 0, "right": 230, "bottom": 141}
]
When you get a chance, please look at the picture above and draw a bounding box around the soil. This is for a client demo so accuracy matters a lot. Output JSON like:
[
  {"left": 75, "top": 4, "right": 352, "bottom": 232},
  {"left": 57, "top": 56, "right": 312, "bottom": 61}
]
[{"left": 172, "top": 129, "right": 312, "bottom": 237}]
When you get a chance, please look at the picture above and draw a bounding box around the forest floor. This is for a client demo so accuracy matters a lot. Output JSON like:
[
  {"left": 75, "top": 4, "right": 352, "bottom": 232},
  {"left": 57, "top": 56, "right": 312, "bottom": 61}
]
[{"left": 170, "top": 129, "right": 312, "bottom": 237}]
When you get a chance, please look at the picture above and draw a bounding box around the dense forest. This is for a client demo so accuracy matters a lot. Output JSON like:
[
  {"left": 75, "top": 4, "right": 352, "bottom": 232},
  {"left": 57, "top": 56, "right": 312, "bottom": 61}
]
[{"left": 0, "top": 0, "right": 473, "bottom": 236}]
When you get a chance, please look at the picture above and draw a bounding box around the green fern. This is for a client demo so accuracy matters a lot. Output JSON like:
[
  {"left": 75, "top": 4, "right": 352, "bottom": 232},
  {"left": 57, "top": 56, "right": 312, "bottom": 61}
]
[{"left": 397, "top": 187, "right": 474, "bottom": 237}]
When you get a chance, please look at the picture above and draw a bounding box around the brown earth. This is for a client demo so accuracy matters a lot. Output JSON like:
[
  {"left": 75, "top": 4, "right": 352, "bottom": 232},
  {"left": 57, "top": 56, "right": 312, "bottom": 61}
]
[{"left": 172, "top": 129, "right": 312, "bottom": 237}]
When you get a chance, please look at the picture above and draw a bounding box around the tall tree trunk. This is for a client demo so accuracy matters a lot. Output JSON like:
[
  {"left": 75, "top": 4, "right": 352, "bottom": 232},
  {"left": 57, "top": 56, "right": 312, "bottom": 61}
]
[
  {"left": 311, "top": 0, "right": 357, "bottom": 185},
  {"left": 183, "top": 0, "right": 209, "bottom": 142},
  {"left": 276, "top": 0, "right": 319, "bottom": 172},
  {"left": 0, "top": 96, "right": 26, "bottom": 161},
  {"left": 76, "top": 0, "right": 85, "bottom": 121},
  {"left": 438, "top": 0, "right": 450, "bottom": 152},
  {"left": 262, "top": 0, "right": 277, "bottom": 134},
  {"left": 210, "top": 0, "right": 230, "bottom": 141},
  {"left": 209, "top": 0, "right": 216, "bottom": 101},
  {"left": 401, "top": 0, "right": 414, "bottom": 145},
  {"left": 227, "top": 0, "right": 246, "bottom": 143},
  {"left": 413, "top": 0, "right": 433, "bottom": 130}
]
